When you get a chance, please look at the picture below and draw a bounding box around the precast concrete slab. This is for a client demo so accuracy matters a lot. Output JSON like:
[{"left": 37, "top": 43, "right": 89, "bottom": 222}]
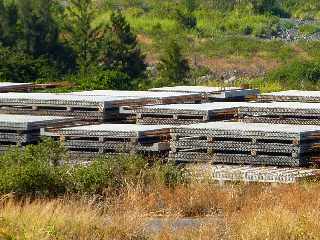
[
  {"left": 69, "top": 90, "right": 202, "bottom": 105},
  {"left": 135, "top": 102, "right": 248, "bottom": 125},
  {"left": 59, "top": 124, "right": 171, "bottom": 137},
  {"left": 172, "top": 121, "right": 320, "bottom": 137},
  {"left": 187, "top": 164, "right": 319, "bottom": 183},
  {"left": 54, "top": 124, "right": 172, "bottom": 159},
  {"left": 0, "top": 93, "right": 146, "bottom": 108},
  {"left": 0, "top": 93, "right": 159, "bottom": 121},
  {"left": 149, "top": 86, "right": 241, "bottom": 93},
  {"left": 149, "top": 86, "right": 259, "bottom": 101},
  {"left": 170, "top": 122, "right": 320, "bottom": 166},
  {"left": 0, "top": 82, "right": 33, "bottom": 92},
  {"left": 0, "top": 114, "right": 73, "bottom": 130},
  {"left": 238, "top": 101, "right": 320, "bottom": 125},
  {"left": 259, "top": 90, "right": 320, "bottom": 102}
]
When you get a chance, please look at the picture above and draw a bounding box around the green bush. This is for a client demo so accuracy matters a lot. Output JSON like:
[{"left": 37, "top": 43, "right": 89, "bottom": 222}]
[
  {"left": 68, "top": 69, "right": 131, "bottom": 90},
  {"left": 68, "top": 155, "right": 148, "bottom": 194},
  {"left": 0, "top": 140, "right": 186, "bottom": 196},
  {"left": 268, "top": 60, "right": 320, "bottom": 89},
  {"left": 146, "top": 162, "right": 186, "bottom": 187},
  {"left": 0, "top": 160, "right": 66, "bottom": 196},
  {"left": 299, "top": 24, "right": 320, "bottom": 35},
  {"left": 0, "top": 139, "right": 67, "bottom": 196}
]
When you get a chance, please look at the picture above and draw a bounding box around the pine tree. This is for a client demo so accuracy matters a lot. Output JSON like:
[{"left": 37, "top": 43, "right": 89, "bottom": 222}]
[
  {"left": 100, "top": 11, "right": 146, "bottom": 80},
  {"left": 16, "top": 0, "right": 60, "bottom": 57},
  {"left": 65, "top": 0, "right": 97, "bottom": 74},
  {"left": 157, "top": 39, "right": 190, "bottom": 86},
  {"left": 0, "top": 0, "right": 18, "bottom": 47}
]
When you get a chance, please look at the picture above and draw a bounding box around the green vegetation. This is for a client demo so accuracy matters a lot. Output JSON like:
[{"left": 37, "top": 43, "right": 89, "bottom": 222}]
[
  {"left": 0, "top": 139, "right": 184, "bottom": 196},
  {"left": 1, "top": 0, "right": 320, "bottom": 91},
  {"left": 299, "top": 24, "right": 320, "bottom": 35}
]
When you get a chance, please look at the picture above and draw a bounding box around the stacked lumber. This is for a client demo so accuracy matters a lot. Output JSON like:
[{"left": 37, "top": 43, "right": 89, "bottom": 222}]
[
  {"left": 0, "top": 82, "right": 34, "bottom": 92},
  {"left": 239, "top": 102, "right": 320, "bottom": 125},
  {"left": 134, "top": 102, "right": 246, "bottom": 125},
  {"left": 149, "top": 86, "right": 259, "bottom": 102},
  {"left": 51, "top": 124, "right": 171, "bottom": 160},
  {"left": 0, "top": 114, "right": 74, "bottom": 152},
  {"left": 259, "top": 90, "right": 320, "bottom": 103},
  {"left": 169, "top": 122, "right": 320, "bottom": 166},
  {"left": 187, "top": 164, "right": 319, "bottom": 184},
  {"left": 0, "top": 93, "right": 162, "bottom": 121},
  {"left": 70, "top": 90, "right": 203, "bottom": 105}
]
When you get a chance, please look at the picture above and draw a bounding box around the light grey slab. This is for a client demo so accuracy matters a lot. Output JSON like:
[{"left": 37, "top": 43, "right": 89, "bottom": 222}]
[
  {"left": 0, "top": 114, "right": 72, "bottom": 130},
  {"left": 141, "top": 102, "right": 248, "bottom": 111},
  {"left": 70, "top": 90, "right": 200, "bottom": 98},
  {"left": 149, "top": 86, "right": 241, "bottom": 93},
  {"left": 0, "top": 93, "right": 150, "bottom": 108},
  {"left": 241, "top": 101, "right": 320, "bottom": 110},
  {"left": 149, "top": 86, "right": 258, "bottom": 99},
  {"left": 263, "top": 90, "right": 320, "bottom": 97},
  {"left": 0, "top": 82, "right": 33, "bottom": 88},
  {"left": 188, "top": 164, "right": 319, "bottom": 183},
  {"left": 59, "top": 124, "right": 171, "bottom": 138},
  {"left": 174, "top": 121, "right": 320, "bottom": 134}
]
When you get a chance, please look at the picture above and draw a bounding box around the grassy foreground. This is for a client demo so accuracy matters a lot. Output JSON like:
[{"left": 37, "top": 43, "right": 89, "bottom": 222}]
[{"left": 0, "top": 182, "right": 320, "bottom": 239}]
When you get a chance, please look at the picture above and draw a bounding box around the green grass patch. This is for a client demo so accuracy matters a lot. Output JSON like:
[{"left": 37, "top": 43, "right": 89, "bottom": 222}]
[{"left": 299, "top": 24, "right": 320, "bottom": 35}]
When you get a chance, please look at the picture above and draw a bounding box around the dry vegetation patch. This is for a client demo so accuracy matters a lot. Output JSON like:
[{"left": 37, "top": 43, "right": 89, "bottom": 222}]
[{"left": 0, "top": 183, "right": 320, "bottom": 239}]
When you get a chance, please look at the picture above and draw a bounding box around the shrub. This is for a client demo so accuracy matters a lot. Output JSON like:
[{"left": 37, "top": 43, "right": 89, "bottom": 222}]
[
  {"left": 0, "top": 138, "right": 186, "bottom": 196},
  {"left": 146, "top": 162, "right": 186, "bottom": 187},
  {"left": 0, "top": 160, "right": 66, "bottom": 196},
  {"left": 68, "top": 155, "right": 149, "bottom": 194},
  {"left": 268, "top": 60, "right": 320, "bottom": 89},
  {"left": 0, "top": 139, "right": 68, "bottom": 196},
  {"left": 299, "top": 24, "right": 320, "bottom": 35},
  {"left": 68, "top": 69, "right": 131, "bottom": 90}
]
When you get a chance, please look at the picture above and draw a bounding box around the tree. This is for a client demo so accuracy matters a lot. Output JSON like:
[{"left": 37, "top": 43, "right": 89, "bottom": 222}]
[
  {"left": 184, "top": 0, "right": 198, "bottom": 13},
  {"left": 0, "top": 0, "right": 18, "bottom": 47},
  {"left": 157, "top": 39, "right": 190, "bottom": 86},
  {"left": 0, "top": 0, "right": 72, "bottom": 82},
  {"left": 16, "top": 0, "right": 60, "bottom": 57},
  {"left": 175, "top": 0, "right": 197, "bottom": 30},
  {"left": 0, "top": 45, "right": 59, "bottom": 83},
  {"left": 99, "top": 11, "right": 146, "bottom": 80},
  {"left": 65, "top": 0, "right": 98, "bottom": 74}
]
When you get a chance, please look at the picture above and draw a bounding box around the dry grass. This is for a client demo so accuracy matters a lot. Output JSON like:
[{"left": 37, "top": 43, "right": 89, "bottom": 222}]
[{"left": 1, "top": 182, "right": 320, "bottom": 239}]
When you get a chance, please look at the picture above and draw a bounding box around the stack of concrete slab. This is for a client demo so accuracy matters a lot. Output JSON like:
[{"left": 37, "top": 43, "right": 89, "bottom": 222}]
[
  {"left": 0, "top": 82, "right": 33, "bottom": 92},
  {"left": 52, "top": 124, "right": 171, "bottom": 160},
  {"left": 0, "top": 114, "right": 73, "bottom": 152},
  {"left": 134, "top": 102, "right": 246, "bottom": 125},
  {"left": 0, "top": 93, "right": 164, "bottom": 121},
  {"left": 187, "top": 164, "right": 319, "bottom": 183},
  {"left": 149, "top": 86, "right": 259, "bottom": 102},
  {"left": 259, "top": 90, "right": 320, "bottom": 103},
  {"left": 239, "top": 102, "right": 320, "bottom": 125},
  {"left": 169, "top": 122, "right": 320, "bottom": 166},
  {"left": 70, "top": 90, "right": 202, "bottom": 105}
]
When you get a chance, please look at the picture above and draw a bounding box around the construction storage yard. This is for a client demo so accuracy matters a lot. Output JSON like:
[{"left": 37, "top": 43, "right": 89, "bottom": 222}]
[{"left": 1, "top": 86, "right": 320, "bottom": 183}]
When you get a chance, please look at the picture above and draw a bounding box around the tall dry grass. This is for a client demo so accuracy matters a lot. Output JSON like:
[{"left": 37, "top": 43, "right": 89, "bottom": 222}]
[{"left": 0, "top": 182, "right": 320, "bottom": 239}]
